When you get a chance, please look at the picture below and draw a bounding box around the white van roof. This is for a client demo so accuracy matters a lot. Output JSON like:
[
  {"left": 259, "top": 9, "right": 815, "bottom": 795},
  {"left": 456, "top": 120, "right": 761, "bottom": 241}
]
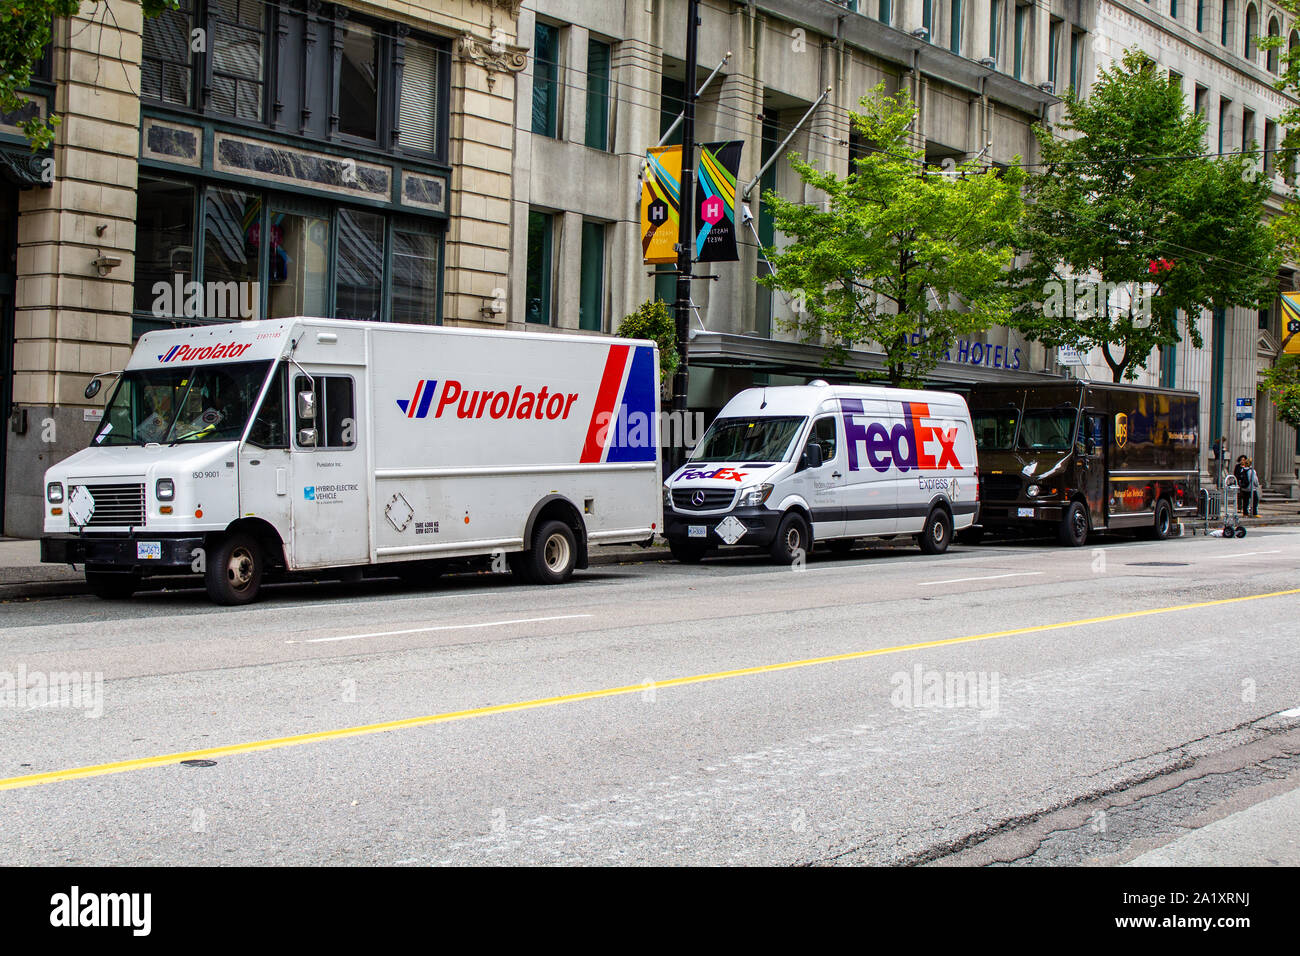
[{"left": 718, "top": 384, "right": 969, "bottom": 418}]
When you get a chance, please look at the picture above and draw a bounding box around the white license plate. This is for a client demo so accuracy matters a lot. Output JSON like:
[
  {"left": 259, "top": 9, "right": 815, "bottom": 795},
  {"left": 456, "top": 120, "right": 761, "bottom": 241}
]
[
  {"left": 136, "top": 541, "right": 162, "bottom": 560},
  {"left": 1016, "top": 507, "right": 1035, "bottom": 518},
  {"left": 688, "top": 525, "right": 707, "bottom": 538}
]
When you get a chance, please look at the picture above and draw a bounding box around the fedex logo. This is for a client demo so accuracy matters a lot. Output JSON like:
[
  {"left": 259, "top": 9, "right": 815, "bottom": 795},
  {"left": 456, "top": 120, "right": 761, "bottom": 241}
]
[
  {"left": 841, "top": 399, "right": 962, "bottom": 473},
  {"left": 157, "top": 342, "right": 252, "bottom": 363},
  {"left": 678, "top": 467, "right": 748, "bottom": 482}
]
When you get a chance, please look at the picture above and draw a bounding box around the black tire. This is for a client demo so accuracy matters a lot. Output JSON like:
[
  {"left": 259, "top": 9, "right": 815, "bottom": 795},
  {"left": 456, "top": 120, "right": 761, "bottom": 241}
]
[
  {"left": 919, "top": 508, "right": 953, "bottom": 554},
  {"left": 1144, "top": 498, "right": 1173, "bottom": 540},
  {"left": 1058, "top": 501, "right": 1089, "bottom": 547},
  {"left": 205, "top": 533, "right": 264, "bottom": 605},
  {"left": 85, "top": 569, "right": 140, "bottom": 600},
  {"left": 1235, "top": 526, "right": 1247, "bottom": 538},
  {"left": 514, "top": 519, "right": 578, "bottom": 585},
  {"left": 769, "top": 512, "right": 810, "bottom": 565},
  {"left": 669, "top": 538, "right": 708, "bottom": 563},
  {"left": 956, "top": 526, "right": 985, "bottom": 545}
]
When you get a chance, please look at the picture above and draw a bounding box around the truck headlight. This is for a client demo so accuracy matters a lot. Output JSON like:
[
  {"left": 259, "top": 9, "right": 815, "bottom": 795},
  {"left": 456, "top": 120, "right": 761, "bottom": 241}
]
[
  {"left": 663, "top": 486, "right": 673, "bottom": 510},
  {"left": 1027, "top": 484, "right": 1040, "bottom": 498},
  {"left": 156, "top": 478, "right": 175, "bottom": 501},
  {"left": 738, "top": 483, "right": 773, "bottom": 508},
  {"left": 46, "top": 482, "right": 63, "bottom": 503}
]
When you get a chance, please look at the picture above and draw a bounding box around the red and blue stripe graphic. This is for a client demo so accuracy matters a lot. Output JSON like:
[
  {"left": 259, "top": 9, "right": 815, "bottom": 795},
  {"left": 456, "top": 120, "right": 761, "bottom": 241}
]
[
  {"left": 580, "top": 345, "right": 657, "bottom": 464},
  {"left": 396, "top": 379, "right": 438, "bottom": 418}
]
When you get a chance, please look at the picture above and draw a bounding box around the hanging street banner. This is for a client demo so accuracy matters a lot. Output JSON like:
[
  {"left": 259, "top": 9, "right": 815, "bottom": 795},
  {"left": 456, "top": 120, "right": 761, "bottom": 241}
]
[
  {"left": 694, "top": 141, "right": 742, "bottom": 263},
  {"left": 1280, "top": 290, "right": 1300, "bottom": 354},
  {"left": 641, "top": 146, "right": 682, "bottom": 264}
]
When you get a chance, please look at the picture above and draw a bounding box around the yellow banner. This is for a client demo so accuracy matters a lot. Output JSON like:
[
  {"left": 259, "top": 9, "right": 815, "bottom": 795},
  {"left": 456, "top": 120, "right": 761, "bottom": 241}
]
[
  {"left": 641, "top": 146, "right": 681, "bottom": 265},
  {"left": 1281, "top": 291, "right": 1300, "bottom": 354}
]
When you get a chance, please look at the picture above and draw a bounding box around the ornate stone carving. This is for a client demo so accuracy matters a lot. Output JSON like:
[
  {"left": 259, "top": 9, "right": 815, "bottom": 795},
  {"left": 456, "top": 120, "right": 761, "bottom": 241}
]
[{"left": 456, "top": 32, "right": 528, "bottom": 90}]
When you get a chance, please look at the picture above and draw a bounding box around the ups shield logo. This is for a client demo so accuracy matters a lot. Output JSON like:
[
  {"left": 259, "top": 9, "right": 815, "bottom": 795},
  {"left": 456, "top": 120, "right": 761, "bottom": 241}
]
[{"left": 1115, "top": 413, "right": 1129, "bottom": 449}]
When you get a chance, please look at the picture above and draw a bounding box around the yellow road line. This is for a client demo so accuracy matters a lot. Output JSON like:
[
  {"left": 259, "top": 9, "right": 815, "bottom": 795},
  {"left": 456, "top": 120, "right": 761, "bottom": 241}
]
[{"left": 4, "top": 587, "right": 1298, "bottom": 793}]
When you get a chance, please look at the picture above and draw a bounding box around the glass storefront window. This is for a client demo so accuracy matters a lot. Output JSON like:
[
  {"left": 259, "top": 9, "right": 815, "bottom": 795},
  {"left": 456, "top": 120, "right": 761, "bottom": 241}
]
[
  {"left": 268, "top": 209, "right": 330, "bottom": 318},
  {"left": 336, "top": 207, "right": 384, "bottom": 320},
  {"left": 202, "top": 188, "right": 260, "bottom": 319},
  {"left": 135, "top": 177, "right": 196, "bottom": 315},
  {"left": 391, "top": 226, "right": 439, "bottom": 324}
]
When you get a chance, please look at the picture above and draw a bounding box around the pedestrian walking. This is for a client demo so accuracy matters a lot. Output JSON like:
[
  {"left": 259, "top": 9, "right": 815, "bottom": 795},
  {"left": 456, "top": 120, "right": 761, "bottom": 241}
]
[
  {"left": 1233, "top": 455, "right": 1250, "bottom": 513},
  {"left": 1245, "top": 458, "right": 1261, "bottom": 517},
  {"left": 1213, "top": 437, "right": 1228, "bottom": 488}
]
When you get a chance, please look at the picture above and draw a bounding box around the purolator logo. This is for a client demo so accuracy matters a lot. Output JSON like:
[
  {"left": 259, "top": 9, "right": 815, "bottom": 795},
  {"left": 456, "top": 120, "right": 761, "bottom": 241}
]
[
  {"left": 157, "top": 342, "right": 253, "bottom": 363},
  {"left": 397, "top": 379, "right": 581, "bottom": 421}
]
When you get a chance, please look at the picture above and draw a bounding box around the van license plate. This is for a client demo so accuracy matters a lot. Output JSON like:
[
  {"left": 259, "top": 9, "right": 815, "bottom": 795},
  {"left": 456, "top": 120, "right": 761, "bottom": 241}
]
[
  {"left": 1016, "top": 507, "right": 1035, "bottom": 518},
  {"left": 137, "top": 541, "right": 162, "bottom": 560},
  {"left": 688, "top": 525, "right": 707, "bottom": 538}
]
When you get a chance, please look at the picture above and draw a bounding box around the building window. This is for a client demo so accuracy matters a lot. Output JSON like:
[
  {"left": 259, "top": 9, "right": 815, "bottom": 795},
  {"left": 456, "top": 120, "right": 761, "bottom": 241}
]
[
  {"left": 339, "top": 22, "right": 380, "bottom": 140},
  {"left": 526, "top": 210, "right": 555, "bottom": 324},
  {"left": 1048, "top": 19, "right": 1062, "bottom": 89},
  {"left": 1222, "top": 0, "right": 1235, "bottom": 47},
  {"left": 391, "top": 223, "right": 440, "bottom": 324},
  {"left": 923, "top": 0, "right": 933, "bottom": 42},
  {"left": 659, "top": 76, "right": 685, "bottom": 145},
  {"left": 1268, "top": 17, "right": 1281, "bottom": 72},
  {"left": 1265, "top": 119, "right": 1277, "bottom": 175},
  {"left": 268, "top": 206, "right": 330, "bottom": 318},
  {"left": 1171, "top": 0, "right": 1178, "bottom": 18},
  {"left": 1014, "top": 3, "right": 1029, "bottom": 81},
  {"left": 1161, "top": 342, "right": 1178, "bottom": 387},
  {"left": 950, "top": 0, "right": 963, "bottom": 54},
  {"left": 532, "top": 21, "right": 560, "bottom": 138},
  {"left": 1242, "top": 107, "right": 1255, "bottom": 158},
  {"left": 1169, "top": 70, "right": 1183, "bottom": 94},
  {"left": 209, "top": 0, "right": 265, "bottom": 121},
  {"left": 142, "top": 0, "right": 195, "bottom": 107},
  {"left": 135, "top": 177, "right": 197, "bottom": 315},
  {"left": 1194, "top": 84, "right": 1209, "bottom": 147},
  {"left": 203, "top": 188, "right": 259, "bottom": 293},
  {"left": 335, "top": 207, "right": 384, "bottom": 321},
  {"left": 585, "top": 38, "right": 611, "bottom": 150},
  {"left": 878, "top": 0, "right": 892, "bottom": 25},
  {"left": 1069, "top": 29, "right": 1083, "bottom": 93},
  {"left": 1218, "top": 97, "right": 1232, "bottom": 155},
  {"left": 1197, "top": 0, "right": 1205, "bottom": 30},
  {"left": 990, "top": 0, "right": 1002, "bottom": 61},
  {"left": 579, "top": 221, "right": 606, "bottom": 332},
  {"left": 1244, "top": 3, "right": 1258, "bottom": 59},
  {"left": 399, "top": 36, "right": 442, "bottom": 153}
]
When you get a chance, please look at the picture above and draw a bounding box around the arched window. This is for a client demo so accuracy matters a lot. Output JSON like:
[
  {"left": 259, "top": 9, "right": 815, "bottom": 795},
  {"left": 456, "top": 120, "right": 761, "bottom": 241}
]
[
  {"left": 1268, "top": 17, "right": 1281, "bottom": 71},
  {"left": 1222, "top": 0, "right": 1235, "bottom": 48},
  {"left": 1291, "top": 28, "right": 1300, "bottom": 57},
  {"left": 1244, "top": 3, "right": 1258, "bottom": 59}
]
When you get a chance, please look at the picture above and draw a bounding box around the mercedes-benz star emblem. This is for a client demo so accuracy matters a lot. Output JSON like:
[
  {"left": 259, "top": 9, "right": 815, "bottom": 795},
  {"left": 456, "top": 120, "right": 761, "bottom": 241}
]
[{"left": 692, "top": 490, "right": 706, "bottom": 507}]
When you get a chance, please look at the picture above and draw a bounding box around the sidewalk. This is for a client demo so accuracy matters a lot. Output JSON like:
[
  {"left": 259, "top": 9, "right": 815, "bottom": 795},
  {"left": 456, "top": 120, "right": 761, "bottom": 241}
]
[{"left": 4, "top": 497, "right": 1299, "bottom": 601}]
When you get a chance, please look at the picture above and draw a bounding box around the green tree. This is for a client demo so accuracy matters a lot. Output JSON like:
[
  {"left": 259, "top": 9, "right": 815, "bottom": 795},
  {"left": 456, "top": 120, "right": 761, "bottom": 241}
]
[
  {"left": 758, "top": 85, "right": 1025, "bottom": 386},
  {"left": 1011, "top": 50, "right": 1278, "bottom": 382},
  {"left": 1, "top": 0, "right": 179, "bottom": 151},
  {"left": 1261, "top": 355, "right": 1300, "bottom": 429},
  {"left": 617, "top": 299, "right": 679, "bottom": 393}
]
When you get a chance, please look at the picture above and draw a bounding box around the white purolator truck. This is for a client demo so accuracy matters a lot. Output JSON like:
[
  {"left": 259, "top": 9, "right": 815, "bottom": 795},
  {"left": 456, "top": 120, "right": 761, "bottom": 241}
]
[
  {"left": 42, "top": 318, "right": 662, "bottom": 604},
  {"left": 663, "top": 382, "right": 979, "bottom": 562}
]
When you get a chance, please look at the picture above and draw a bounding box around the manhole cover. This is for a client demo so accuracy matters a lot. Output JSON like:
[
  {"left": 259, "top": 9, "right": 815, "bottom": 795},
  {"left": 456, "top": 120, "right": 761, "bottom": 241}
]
[
  {"left": 1126, "top": 561, "right": 1189, "bottom": 567},
  {"left": 179, "top": 759, "right": 217, "bottom": 768}
]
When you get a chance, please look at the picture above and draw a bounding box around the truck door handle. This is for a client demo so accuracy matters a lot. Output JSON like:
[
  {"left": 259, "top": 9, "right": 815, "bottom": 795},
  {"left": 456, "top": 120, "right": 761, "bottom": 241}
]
[{"left": 832, "top": 471, "right": 842, "bottom": 479}]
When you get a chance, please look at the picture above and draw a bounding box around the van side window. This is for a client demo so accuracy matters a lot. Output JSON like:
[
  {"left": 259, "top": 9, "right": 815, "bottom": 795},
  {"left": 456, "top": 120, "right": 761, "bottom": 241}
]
[
  {"left": 294, "top": 375, "right": 357, "bottom": 449},
  {"left": 810, "top": 416, "right": 837, "bottom": 462},
  {"left": 247, "top": 364, "right": 288, "bottom": 449}
]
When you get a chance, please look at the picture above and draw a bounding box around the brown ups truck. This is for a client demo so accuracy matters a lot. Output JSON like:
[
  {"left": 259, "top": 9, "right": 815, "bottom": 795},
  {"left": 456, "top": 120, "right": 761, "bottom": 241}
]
[{"left": 967, "top": 382, "right": 1200, "bottom": 546}]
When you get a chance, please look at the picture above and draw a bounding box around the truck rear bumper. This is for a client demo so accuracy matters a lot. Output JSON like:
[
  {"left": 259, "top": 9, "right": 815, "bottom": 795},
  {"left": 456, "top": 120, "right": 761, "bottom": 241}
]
[{"left": 42, "top": 534, "right": 206, "bottom": 570}]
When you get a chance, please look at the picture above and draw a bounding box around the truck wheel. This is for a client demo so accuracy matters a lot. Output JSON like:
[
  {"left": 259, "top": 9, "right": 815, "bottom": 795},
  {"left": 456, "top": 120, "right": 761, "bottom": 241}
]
[
  {"left": 206, "top": 533, "right": 263, "bottom": 605},
  {"left": 515, "top": 519, "right": 577, "bottom": 585},
  {"left": 1145, "top": 499, "right": 1173, "bottom": 540},
  {"left": 769, "top": 512, "right": 810, "bottom": 565},
  {"left": 669, "top": 538, "right": 708, "bottom": 563},
  {"left": 85, "top": 569, "right": 140, "bottom": 600},
  {"left": 919, "top": 508, "right": 952, "bottom": 554},
  {"left": 1059, "top": 501, "right": 1089, "bottom": 547}
]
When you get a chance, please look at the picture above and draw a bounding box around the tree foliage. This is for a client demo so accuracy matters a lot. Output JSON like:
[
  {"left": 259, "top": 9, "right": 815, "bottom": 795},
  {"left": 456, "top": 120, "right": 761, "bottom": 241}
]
[
  {"left": 617, "top": 299, "right": 679, "bottom": 392},
  {"left": 1261, "top": 354, "right": 1300, "bottom": 429},
  {"left": 1, "top": 0, "right": 178, "bottom": 151},
  {"left": 758, "top": 85, "right": 1025, "bottom": 386},
  {"left": 1010, "top": 49, "right": 1278, "bottom": 382}
]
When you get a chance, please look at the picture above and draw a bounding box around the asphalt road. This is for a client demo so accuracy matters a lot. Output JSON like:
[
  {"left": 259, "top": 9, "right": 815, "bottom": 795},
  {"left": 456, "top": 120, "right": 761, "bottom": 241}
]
[{"left": 2, "top": 528, "right": 1298, "bottom": 865}]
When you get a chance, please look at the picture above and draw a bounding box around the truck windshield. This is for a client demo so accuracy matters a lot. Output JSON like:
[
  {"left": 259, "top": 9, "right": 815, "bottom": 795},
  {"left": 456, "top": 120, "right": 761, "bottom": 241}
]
[
  {"left": 972, "top": 410, "right": 1019, "bottom": 451},
  {"left": 94, "top": 361, "right": 272, "bottom": 446},
  {"left": 1017, "top": 409, "right": 1077, "bottom": 451},
  {"left": 688, "top": 416, "right": 806, "bottom": 464}
]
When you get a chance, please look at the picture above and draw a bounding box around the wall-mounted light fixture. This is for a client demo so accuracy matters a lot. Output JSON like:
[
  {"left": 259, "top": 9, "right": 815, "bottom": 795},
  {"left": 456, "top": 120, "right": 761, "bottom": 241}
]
[{"left": 92, "top": 252, "right": 122, "bottom": 277}]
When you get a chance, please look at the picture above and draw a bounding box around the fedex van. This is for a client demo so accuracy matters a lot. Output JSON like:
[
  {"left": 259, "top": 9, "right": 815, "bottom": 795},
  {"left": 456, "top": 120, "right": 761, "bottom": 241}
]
[
  {"left": 663, "top": 382, "right": 978, "bottom": 563},
  {"left": 41, "top": 318, "right": 661, "bottom": 604}
]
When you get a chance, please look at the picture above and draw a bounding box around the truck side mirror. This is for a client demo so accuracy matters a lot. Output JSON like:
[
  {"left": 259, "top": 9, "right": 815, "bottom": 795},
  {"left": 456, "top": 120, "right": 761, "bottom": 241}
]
[
  {"left": 297, "top": 390, "right": 316, "bottom": 421},
  {"left": 297, "top": 426, "right": 318, "bottom": 447},
  {"left": 84, "top": 379, "right": 102, "bottom": 400},
  {"left": 801, "top": 443, "right": 824, "bottom": 470}
]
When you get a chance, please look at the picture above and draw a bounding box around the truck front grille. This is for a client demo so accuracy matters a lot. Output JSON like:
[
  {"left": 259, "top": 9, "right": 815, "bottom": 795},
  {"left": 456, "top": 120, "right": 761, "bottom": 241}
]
[
  {"left": 672, "top": 488, "right": 736, "bottom": 512},
  {"left": 980, "top": 474, "right": 1022, "bottom": 502},
  {"left": 74, "top": 483, "right": 146, "bottom": 527}
]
